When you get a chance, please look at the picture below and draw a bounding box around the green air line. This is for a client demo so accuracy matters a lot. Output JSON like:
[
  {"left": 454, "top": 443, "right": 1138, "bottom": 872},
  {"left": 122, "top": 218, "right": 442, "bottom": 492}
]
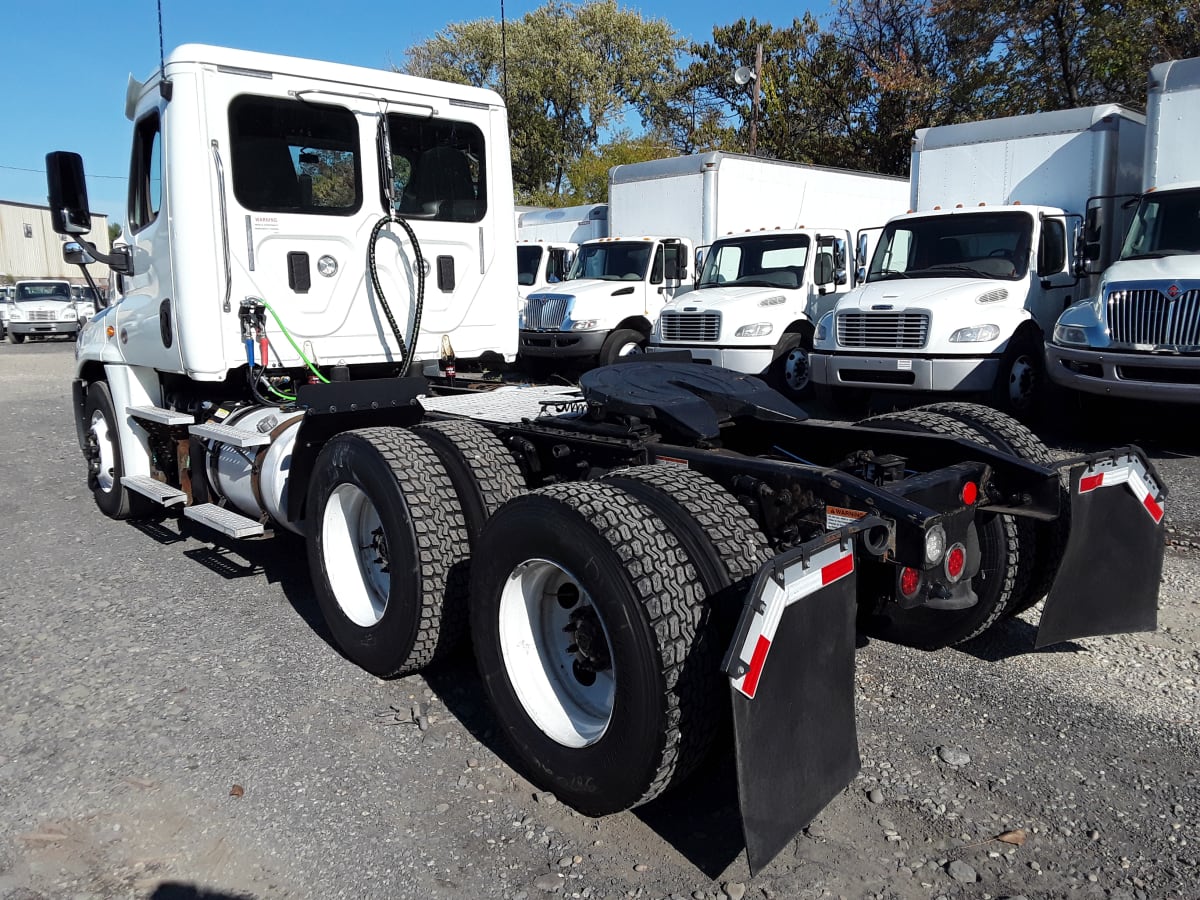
[{"left": 255, "top": 297, "right": 331, "bottom": 384}]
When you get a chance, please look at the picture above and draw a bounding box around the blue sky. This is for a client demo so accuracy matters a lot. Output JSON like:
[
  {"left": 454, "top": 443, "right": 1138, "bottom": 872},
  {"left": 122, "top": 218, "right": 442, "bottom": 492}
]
[{"left": 0, "top": 0, "right": 823, "bottom": 222}]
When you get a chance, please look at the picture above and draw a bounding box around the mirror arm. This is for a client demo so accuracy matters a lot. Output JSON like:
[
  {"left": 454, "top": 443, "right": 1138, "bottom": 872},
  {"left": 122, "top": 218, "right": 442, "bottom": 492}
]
[{"left": 74, "top": 238, "right": 132, "bottom": 275}]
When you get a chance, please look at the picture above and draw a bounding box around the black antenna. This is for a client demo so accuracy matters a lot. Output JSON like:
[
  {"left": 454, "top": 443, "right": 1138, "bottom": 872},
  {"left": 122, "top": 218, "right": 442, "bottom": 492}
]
[
  {"left": 500, "top": 0, "right": 508, "bottom": 105},
  {"left": 157, "top": 0, "right": 172, "bottom": 100}
]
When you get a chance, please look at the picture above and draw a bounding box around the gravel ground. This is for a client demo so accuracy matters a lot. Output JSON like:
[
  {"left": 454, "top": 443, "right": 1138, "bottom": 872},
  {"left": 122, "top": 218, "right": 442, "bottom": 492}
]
[{"left": 0, "top": 342, "right": 1196, "bottom": 900}]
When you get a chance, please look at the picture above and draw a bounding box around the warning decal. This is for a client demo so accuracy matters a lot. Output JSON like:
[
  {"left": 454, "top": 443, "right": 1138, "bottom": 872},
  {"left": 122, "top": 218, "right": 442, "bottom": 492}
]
[{"left": 825, "top": 505, "right": 867, "bottom": 530}]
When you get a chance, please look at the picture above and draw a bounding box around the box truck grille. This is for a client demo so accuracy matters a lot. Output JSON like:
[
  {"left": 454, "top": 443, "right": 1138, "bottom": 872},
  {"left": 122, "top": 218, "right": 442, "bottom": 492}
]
[
  {"left": 522, "top": 296, "right": 570, "bottom": 331},
  {"left": 27, "top": 309, "right": 58, "bottom": 322},
  {"left": 659, "top": 311, "right": 721, "bottom": 343},
  {"left": 1107, "top": 288, "right": 1200, "bottom": 349},
  {"left": 837, "top": 311, "right": 929, "bottom": 349}
]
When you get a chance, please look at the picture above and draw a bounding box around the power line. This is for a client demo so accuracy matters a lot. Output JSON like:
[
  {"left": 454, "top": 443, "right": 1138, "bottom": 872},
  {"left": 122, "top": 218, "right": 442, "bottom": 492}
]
[{"left": 0, "top": 164, "right": 126, "bottom": 180}]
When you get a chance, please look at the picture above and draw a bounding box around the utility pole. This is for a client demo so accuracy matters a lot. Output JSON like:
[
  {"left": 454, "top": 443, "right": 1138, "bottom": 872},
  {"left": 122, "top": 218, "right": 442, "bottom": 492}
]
[{"left": 750, "top": 42, "right": 762, "bottom": 157}]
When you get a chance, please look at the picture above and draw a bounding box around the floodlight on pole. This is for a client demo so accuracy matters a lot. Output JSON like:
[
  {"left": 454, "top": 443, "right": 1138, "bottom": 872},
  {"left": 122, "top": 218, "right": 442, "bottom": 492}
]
[{"left": 733, "top": 43, "right": 762, "bottom": 156}]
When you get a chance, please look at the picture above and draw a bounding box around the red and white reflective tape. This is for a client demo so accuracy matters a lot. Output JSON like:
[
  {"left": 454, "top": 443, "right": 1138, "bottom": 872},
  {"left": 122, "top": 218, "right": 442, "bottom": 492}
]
[
  {"left": 729, "top": 543, "right": 854, "bottom": 700},
  {"left": 1077, "top": 455, "right": 1165, "bottom": 524}
]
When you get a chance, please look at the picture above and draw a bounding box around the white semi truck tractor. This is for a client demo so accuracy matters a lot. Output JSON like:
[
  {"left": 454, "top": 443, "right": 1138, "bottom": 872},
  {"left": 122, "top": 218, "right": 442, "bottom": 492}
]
[
  {"left": 812, "top": 106, "right": 1146, "bottom": 414},
  {"left": 51, "top": 45, "right": 1168, "bottom": 875},
  {"left": 1048, "top": 56, "right": 1200, "bottom": 402}
]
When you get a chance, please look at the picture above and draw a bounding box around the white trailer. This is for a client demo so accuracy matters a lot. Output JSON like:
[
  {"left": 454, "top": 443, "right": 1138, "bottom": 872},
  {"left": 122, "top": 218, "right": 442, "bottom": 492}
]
[
  {"left": 637, "top": 154, "right": 906, "bottom": 398},
  {"left": 1048, "top": 57, "right": 1200, "bottom": 402},
  {"left": 520, "top": 153, "right": 904, "bottom": 371},
  {"left": 516, "top": 203, "right": 608, "bottom": 244},
  {"left": 812, "top": 105, "right": 1145, "bottom": 414}
]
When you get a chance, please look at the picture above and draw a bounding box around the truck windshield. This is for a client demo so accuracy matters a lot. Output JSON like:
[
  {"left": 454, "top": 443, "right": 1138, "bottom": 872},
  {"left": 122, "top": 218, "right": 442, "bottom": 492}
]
[
  {"left": 517, "top": 245, "right": 544, "bottom": 286},
  {"left": 567, "top": 242, "right": 653, "bottom": 282},
  {"left": 1120, "top": 188, "right": 1200, "bottom": 259},
  {"left": 868, "top": 212, "right": 1032, "bottom": 282},
  {"left": 699, "top": 234, "right": 810, "bottom": 289},
  {"left": 15, "top": 282, "right": 72, "bottom": 302}
]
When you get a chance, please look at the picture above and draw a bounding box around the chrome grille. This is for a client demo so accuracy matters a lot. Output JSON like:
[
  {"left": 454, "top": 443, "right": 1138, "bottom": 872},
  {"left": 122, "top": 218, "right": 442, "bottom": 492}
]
[
  {"left": 522, "top": 296, "right": 569, "bottom": 331},
  {"left": 837, "top": 311, "right": 929, "bottom": 349},
  {"left": 27, "top": 310, "right": 58, "bottom": 322},
  {"left": 659, "top": 311, "right": 721, "bottom": 343},
  {"left": 1107, "top": 288, "right": 1200, "bottom": 348}
]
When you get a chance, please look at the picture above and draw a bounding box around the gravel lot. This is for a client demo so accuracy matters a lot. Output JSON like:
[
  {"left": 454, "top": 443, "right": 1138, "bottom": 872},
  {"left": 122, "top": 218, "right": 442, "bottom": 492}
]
[{"left": 1, "top": 341, "right": 1196, "bottom": 900}]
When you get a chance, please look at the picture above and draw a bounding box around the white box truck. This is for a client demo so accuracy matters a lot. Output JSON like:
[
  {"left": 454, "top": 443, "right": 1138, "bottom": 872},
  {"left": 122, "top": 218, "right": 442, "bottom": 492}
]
[
  {"left": 1048, "top": 57, "right": 1200, "bottom": 402},
  {"left": 811, "top": 105, "right": 1146, "bottom": 414},
  {"left": 515, "top": 203, "right": 608, "bottom": 300},
  {"left": 519, "top": 153, "right": 904, "bottom": 369},
  {"left": 643, "top": 159, "right": 907, "bottom": 399}
]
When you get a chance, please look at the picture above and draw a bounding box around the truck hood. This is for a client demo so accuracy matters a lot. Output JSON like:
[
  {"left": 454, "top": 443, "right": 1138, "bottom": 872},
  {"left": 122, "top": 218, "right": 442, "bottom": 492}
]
[
  {"left": 12, "top": 300, "right": 74, "bottom": 313},
  {"left": 669, "top": 284, "right": 798, "bottom": 310},
  {"left": 1104, "top": 255, "right": 1200, "bottom": 285},
  {"left": 528, "top": 279, "right": 643, "bottom": 302},
  {"left": 846, "top": 277, "right": 1013, "bottom": 310}
]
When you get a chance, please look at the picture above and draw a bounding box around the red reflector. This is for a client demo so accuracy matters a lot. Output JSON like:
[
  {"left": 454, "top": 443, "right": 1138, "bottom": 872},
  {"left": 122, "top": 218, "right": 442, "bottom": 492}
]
[
  {"left": 1144, "top": 493, "right": 1164, "bottom": 523},
  {"left": 961, "top": 482, "right": 978, "bottom": 505},
  {"left": 899, "top": 567, "right": 921, "bottom": 597},
  {"left": 1079, "top": 473, "right": 1104, "bottom": 493},
  {"left": 742, "top": 635, "right": 772, "bottom": 698},
  {"left": 946, "top": 546, "right": 965, "bottom": 579},
  {"left": 821, "top": 553, "right": 854, "bottom": 585}
]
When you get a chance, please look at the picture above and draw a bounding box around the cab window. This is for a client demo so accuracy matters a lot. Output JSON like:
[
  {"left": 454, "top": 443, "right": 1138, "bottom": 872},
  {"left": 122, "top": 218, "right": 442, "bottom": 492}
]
[
  {"left": 128, "top": 112, "right": 162, "bottom": 233},
  {"left": 387, "top": 114, "right": 487, "bottom": 223},
  {"left": 229, "top": 95, "right": 362, "bottom": 215}
]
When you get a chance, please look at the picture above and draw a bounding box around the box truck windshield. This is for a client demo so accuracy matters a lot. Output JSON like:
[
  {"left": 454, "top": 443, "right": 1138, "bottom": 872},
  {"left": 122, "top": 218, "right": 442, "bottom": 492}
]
[
  {"left": 698, "top": 234, "right": 810, "bottom": 289},
  {"left": 569, "top": 242, "right": 653, "bottom": 281},
  {"left": 1119, "top": 188, "right": 1200, "bottom": 259},
  {"left": 869, "top": 212, "right": 1033, "bottom": 282}
]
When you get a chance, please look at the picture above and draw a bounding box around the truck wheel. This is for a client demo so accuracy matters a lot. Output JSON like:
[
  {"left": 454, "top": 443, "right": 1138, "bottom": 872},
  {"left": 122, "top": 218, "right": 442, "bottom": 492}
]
[
  {"left": 766, "top": 334, "right": 813, "bottom": 401},
  {"left": 598, "top": 328, "right": 647, "bottom": 366},
  {"left": 916, "top": 401, "right": 1068, "bottom": 618},
  {"left": 855, "top": 409, "right": 1031, "bottom": 648},
  {"left": 83, "top": 381, "right": 151, "bottom": 520},
  {"left": 412, "top": 419, "right": 526, "bottom": 542},
  {"left": 8, "top": 332, "right": 24, "bottom": 344},
  {"left": 307, "top": 427, "right": 471, "bottom": 677},
  {"left": 991, "top": 335, "right": 1042, "bottom": 417},
  {"left": 470, "top": 481, "right": 716, "bottom": 814}
]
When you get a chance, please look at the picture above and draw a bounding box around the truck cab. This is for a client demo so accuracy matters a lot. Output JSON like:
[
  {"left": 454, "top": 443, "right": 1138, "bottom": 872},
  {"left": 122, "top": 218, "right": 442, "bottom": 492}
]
[
  {"left": 813, "top": 205, "right": 1077, "bottom": 411},
  {"left": 516, "top": 239, "right": 574, "bottom": 300},
  {"left": 7, "top": 279, "right": 81, "bottom": 343},
  {"left": 647, "top": 227, "right": 853, "bottom": 398},
  {"left": 519, "top": 235, "right": 692, "bottom": 366}
]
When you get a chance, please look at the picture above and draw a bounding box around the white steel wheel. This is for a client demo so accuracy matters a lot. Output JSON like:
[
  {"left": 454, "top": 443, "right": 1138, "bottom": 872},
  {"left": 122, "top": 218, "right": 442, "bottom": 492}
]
[
  {"left": 782, "top": 344, "right": 811, "bottom": 393},
  {"left": 321, "top": 483, "right": 391, "bottom": 628},
  {"left": 616, "top": 340, "right": 643, "bottom": 357},
  {"left": 89, "top": 409, "right": 117, "bottom": 494},
  {"left": 498, "top": 558, "right": 616, "bottom": 748}
]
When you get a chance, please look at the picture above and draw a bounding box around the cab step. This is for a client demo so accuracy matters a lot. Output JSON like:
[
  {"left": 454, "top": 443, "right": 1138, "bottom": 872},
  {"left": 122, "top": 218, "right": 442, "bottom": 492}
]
[
  {"left": 183, "top": 503, "right": 265, "bottom": 538},
  {"left": 121, "top": 475, "right": 187, "bottom": 507},
  {"left": 189, "top": 422, "right": 271, "bottom": 448},
  {"left": 127, "top": 405, "right": 195, "bottom": 426}
]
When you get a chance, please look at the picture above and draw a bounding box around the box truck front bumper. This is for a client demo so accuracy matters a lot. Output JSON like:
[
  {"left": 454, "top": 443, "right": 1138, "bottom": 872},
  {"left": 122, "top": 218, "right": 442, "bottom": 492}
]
[
  {"left": 646, "top": 343, "right": 773, "bottom": 374},
  {"left": 519, "top": 329, "right": 610, "bottom": 359},
  {"left": 10, "top": 321, "right": 79, "bottom": 337},
  {"left": 811, "top": 351, "right": 999, "bottom": 392},
  {"left": 1047, "top": 343, "right": 1200, "bottom": 403}
]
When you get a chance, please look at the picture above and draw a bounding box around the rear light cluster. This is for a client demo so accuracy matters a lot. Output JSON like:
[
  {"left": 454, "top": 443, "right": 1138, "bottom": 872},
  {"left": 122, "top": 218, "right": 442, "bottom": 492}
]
[
  {"left": 945, "top": 543, "right": 966, "bottom": 581},
  {"left": 899, "top": 567, "right": 921, "bottom": 599}
]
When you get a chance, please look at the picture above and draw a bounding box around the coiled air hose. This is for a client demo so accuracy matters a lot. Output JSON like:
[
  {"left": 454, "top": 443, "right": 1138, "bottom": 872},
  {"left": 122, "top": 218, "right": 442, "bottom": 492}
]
[{"left": 367, "top": 213, "right": 426, "bottom": 374}]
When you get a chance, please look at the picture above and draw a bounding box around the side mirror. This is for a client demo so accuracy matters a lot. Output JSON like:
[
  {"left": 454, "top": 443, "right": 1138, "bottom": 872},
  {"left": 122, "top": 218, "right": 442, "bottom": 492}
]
[
  {"left": 672, "top": 259, "right": 687, "bottom": 281},
  {"left": 856, "top": 265, "right": 867, "bottom": 284},
  {"left": 814, "top": 255, "right": 835, "bottom": 285},
  {"left": 63, "top": 242, "right": 95, "bottom": 265},
  {"left": 856, "top": 232, "right": 869, "bottom": 268},
  {"left": 835, "top": 268, "right": 848, "bottom": 287},
  {"left": 46, "top": 151, "right": 92, "bottom": 236}
]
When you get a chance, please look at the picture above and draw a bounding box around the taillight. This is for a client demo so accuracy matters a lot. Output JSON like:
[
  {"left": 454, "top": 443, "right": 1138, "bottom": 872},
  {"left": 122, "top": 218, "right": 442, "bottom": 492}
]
[
  {"left": 899, "top": 567, "right": 921, "bottom": 598},
  {"left": 945, "top": 543, "right": 966, "bottom": 581},
  {"left": 961, "top": 481, "right": 978, "bottom": 505}
]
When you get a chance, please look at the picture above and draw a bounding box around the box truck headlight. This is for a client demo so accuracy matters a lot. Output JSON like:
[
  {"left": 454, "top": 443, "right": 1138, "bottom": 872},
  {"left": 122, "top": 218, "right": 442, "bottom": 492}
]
[
  {"left": 1053, "top": 323, "right": 1089, "bottom": 346},
  {"left": 571, "top": 319, "right": 599, "bottom": 331},
  {"left": 949, "top": 324, "right": 1000, "bottom": 342},
  {"left": 9, "top": 308, "right": 25, "bottom": 322},
  {"left": 758, "top": 295, "right": 786, "bottom": 307},
  {"left": 735, "top": 322, "right": 773, "bottom": 338},
  {"left": 815, "top": 312, "right": 833, "bottom": 343}
]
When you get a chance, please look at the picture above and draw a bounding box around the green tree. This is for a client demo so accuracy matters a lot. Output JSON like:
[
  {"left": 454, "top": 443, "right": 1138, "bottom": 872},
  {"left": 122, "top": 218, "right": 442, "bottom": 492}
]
[
  {"left": 404, "top": 0, "right": 684, "bottom": 202},
  {"left": 564, "top": 132, "right": 677, "bottom": 203},
  {"left": 107, "top": 222, "right": 121, "bottom": 244}
]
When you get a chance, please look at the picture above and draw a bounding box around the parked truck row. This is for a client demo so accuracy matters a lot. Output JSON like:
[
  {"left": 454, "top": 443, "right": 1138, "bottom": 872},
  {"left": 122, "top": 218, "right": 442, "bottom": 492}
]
[{"left": 48, "top": 44, "right": 1170, "bottom": 875}]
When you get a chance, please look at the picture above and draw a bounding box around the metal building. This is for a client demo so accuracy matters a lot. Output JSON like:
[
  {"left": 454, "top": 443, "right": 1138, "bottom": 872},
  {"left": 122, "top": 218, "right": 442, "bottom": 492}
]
[{"left": 0, "top": 200, "right": 111, "bottom": 286}]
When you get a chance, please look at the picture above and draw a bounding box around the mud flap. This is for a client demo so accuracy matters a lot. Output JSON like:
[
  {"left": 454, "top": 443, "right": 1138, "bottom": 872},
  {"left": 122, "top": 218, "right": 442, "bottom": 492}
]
[
  {"left": 722, "top": 533, "right": 864, "bottom": 875},
  {"left": 1036, "top": 454, "right": 1165, "bottom": 649}
]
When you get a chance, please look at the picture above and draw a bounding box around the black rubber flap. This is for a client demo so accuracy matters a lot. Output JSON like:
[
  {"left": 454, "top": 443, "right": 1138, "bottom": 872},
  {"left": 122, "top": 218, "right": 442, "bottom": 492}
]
[
  {"left": 1036, "top": 465, "right": 1163, "bottom": 648},
  {"left": 731, "top": 569, "right": 860, "bottom": 874},
  {"left": 579, "top": 362, "right": 806, "bottom": 441}
]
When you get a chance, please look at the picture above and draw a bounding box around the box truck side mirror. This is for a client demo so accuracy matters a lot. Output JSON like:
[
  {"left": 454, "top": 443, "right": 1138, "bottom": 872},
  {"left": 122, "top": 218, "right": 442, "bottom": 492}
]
[{"left": 46, "top": 151, "right": 92, "bottom": 236}]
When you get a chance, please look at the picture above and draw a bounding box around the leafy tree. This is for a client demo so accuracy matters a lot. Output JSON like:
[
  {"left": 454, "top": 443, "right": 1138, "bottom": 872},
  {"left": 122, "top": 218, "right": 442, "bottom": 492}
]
[
  {"left": 404, "top": 0, "right": 684, "bottom": 202},
  {"left": 564, "top": 132, "right": 678, "bottom": 203},
  {"left": 107, "top": 222, "right": 121, "bottom": 244}
]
